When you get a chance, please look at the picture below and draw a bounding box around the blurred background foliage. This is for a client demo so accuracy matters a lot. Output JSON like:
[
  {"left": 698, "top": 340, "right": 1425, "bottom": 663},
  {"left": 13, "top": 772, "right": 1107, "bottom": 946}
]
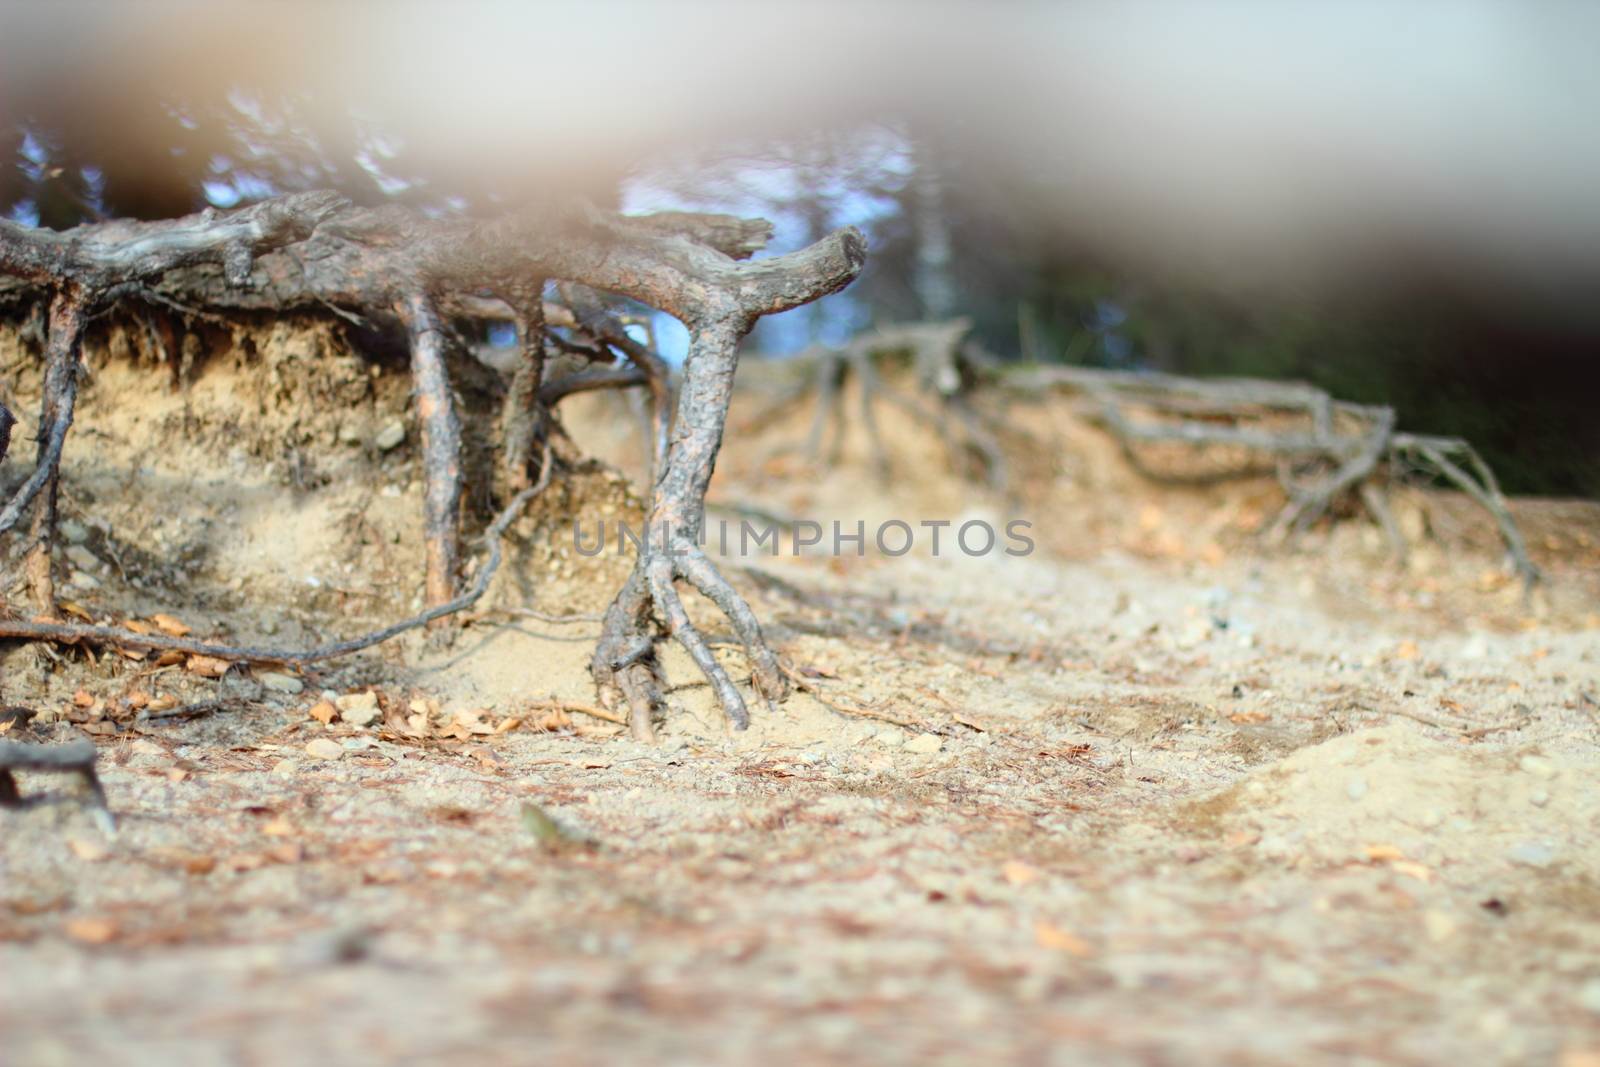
[{"left": 4, "top": 98, "right": 1595, "bottom": 498}]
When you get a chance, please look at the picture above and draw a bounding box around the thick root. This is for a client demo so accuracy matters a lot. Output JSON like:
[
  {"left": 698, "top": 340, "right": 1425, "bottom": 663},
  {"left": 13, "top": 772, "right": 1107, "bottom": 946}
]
[{"left": 592, "top": 530, "right": 788, "bottom": 740}]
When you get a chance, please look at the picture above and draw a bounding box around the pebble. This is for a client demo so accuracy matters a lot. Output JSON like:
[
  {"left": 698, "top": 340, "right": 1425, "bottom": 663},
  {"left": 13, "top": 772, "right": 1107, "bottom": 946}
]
[
  {"left": 64, "top": 545, "right": 97, "bottom": 570},
  {"left": 374, "top": 420, "right": 406, "bottom": 451},
  {"left": 1174, "top": 618, "right": 1213, "bottom": 649},
  {"left": 1519, "top": 754, "right": 1557, "bottom": 780},
  {"left": 304, "top": 739, "right": 345, "bottom": 761},
  {"left": 873, "top": 728, "right": 906, "bottom": 749},
  {"left": 335, "top": 691, "right": 382, "bottom": 727},
  {"left": 904, "top": 733, "right": 944, "bottom": 755},
  {"left": 1530, "top": 790, "right": 1550, "bottom": 808},
  {"left": 271, "top": 759, "right": 299, "bottom": 777},
  {"left": 1579, "top": 979, "right": 1600, "bottom": 1015},
  {"left": 1507, "top": 841, "right": 1557, "bottom": 868},
  {"left": 258, "top": 671, "right": 304, "bottom": 695},
  {"left": 68, "top": 571, "right": 100, "bottom": 590},
  {"left": 60, "top": 519, "right": 90, "bottom": 544},
  {"left": 1423, "top": 910, "right": 1457, "bottom": 942},
  {"left": 1345, "top": 777, "right": 1369, "bottom": 801}
]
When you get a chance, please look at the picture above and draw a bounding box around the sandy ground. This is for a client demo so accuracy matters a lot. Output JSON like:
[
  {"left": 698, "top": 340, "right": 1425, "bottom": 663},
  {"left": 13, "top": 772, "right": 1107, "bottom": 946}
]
[{"left": 2, "top": 326, "right": 1599, "bottom": 1065}]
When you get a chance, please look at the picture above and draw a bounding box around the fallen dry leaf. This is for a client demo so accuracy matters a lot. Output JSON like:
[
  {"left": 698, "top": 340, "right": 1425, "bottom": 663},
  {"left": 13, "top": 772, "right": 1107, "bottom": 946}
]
[
  {"left": 265, "top": 843, "right": 304, "bottom": 865},
  {"left": 153, "top": 650, "right": 185, "bottom": 668},
  {"left": 308, "top": 701, "right": 337, "bottom": 725},
  {"left": 151, "top": 613, "right": 192, "bottom": 637},
  {"left": 147, "top": 694, "right": 179, "bottom": 712},
  {"left": 1396, "top": 640, "right": 1421, "bottom": 661},
  {"left": 1034, "top": 920, "right": 1095, "bottom": 957},
  {"left": 67, "top": 838, "right": 109, "bottom": 862},
  {"left": 261, "top": 817, "right": 295, "bottom": 837},
  {"left": 64, "top": 916, "right": 119, "bottom": 944},
  {"left": 59, "top": 600, "right": 94, "bottom": 622},
  {"left": 185, "top": 655, "right": 232, "bottom": 678},
  {"left": 1003, "top": 861, "right": 1041, "bottom": 886},
  {"left": 149, "top": 849, "right": 217, "bottom": 876},
  {"left": 72, "top": 689, "right": 95, "bottom": 708},
  {"left": 1390, "top": 860, "right": 1434, "bottom": 884},
  {"left": 124, "top": 619, "right": 157, "bottom": 636},
  {"left": 1366, "top": 844, "right": 1406, "bottom": 862},
  {"left": 465, "top": 745, "right": 505, "bottom": 769},
  {"left": 534, "top": 709, "right": 569, "bottom": 732},
  {"left": 1228, "top": 710, "right": 1270, "bottom": 724}
]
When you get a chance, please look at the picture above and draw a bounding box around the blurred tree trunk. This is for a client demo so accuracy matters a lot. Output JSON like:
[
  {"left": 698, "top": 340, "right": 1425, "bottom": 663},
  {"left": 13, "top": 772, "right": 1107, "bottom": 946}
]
[{"left": 910, "top": 135, "right": 955, "bottom": 322}]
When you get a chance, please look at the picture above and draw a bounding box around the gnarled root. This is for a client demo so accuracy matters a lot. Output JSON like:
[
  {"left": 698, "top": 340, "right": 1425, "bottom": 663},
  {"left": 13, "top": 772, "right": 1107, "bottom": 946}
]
[
  {"left": 0, "top": 737, "right": 115, "bottom": 834},
  {"left": 590, "top": 319, "right": 810, "bottom": 739},
  {"left": 593, "top": 536, "right": 787, "bottom": 741}
]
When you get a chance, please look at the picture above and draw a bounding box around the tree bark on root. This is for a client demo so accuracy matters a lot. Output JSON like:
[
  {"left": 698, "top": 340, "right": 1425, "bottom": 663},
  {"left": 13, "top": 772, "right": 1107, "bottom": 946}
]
[
  {"left": 0, "top": 738, "right": 114, "bottom": 833},
  {"left": 396, "top": 291, "right": 465, "bottom": 615},
  {"left": 1, "top": 192, "right": 866, "bottom": 736},
  {"left": 758, "top": 319, "right": 1006, "bottom": 489},
  {"left": 1002, "top": 360, "right": 1539, "bottom": 587},
  {"left": 594, "top": 324, "right": 792, "bottom": 739}
]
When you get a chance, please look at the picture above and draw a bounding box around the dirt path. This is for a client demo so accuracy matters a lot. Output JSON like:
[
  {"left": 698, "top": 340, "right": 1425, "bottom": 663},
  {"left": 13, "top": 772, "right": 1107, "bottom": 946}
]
[
  {"left": 4, "top": 535, "right": 1598, "bottom": 1065},
  {"left": 3, "top": 341, "right": 1599, "bottom": 1064}
]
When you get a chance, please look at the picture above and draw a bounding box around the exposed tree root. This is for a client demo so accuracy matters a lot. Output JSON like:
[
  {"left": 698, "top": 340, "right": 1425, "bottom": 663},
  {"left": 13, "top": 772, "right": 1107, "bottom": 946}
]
[
  {"left": 775, "top": 322, "right": 1542, "bottom": 588},
  {"left": 1, "top": 192, "right": 866, "bottom": 737},
  {"left": 1004, "top": 363, "right": 1539, "bottom": 586},
  {"left": 750, "top": 318, "right": 1009, "bottom": 489},
  {"left": 0, "top": 737, "right": 115, "bottom": 833}
]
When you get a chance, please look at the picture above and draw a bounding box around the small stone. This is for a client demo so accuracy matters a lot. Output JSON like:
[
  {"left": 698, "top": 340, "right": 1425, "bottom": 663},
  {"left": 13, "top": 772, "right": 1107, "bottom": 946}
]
[
  {"left": 1508, "top": 841, "right": 1557, "bottom": 868},
  {"left": 335, "top": 691, "right": 382, "bottom": 727},
  {"left": 67, "top": 571, "right": 100, "bottom": 590},
  {"left": 271, "top": 759, "right": 299, "bottom": 777},
  {"left": 1345, "top": 777, "right": 1369, "bottom": 801},
  {"left": 1579, "top": 978, "right": 1600, "bottom": 1015},
  {"left": 64, "top": 545, "right": 97, "bottom": 570},
  {"left": 872, "top": 728, "right": 906, "bottom": 749},
  {"left": 338, "top": 422, "right": 362, "bottom": 445},
  {"left": 1530, "top": 790, "right": 1550, "bottom": 808},
  {"left": 1422, "top": 910, "right": 1457, "bottom": 942},
  {"left": 374, "top": 420, "right": 406, "bottom": 452},
  {"left": 304, "top": 738, "right": 344, "bottom": 761},
  {"left": 904, "top": 733, "right": 944, "bottom": 755},
  {"left": 1519, "top": 754, "right": 1557, "bottom": 780},
  {"left": 258, "top": 671, "right": 304, "bottom": 695},
  {"left": 1174, "top": 618, "right": 1213, "bottom": 649},
  {"left": 60, "top": 519, "right": 90, "bottom": 544}
]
